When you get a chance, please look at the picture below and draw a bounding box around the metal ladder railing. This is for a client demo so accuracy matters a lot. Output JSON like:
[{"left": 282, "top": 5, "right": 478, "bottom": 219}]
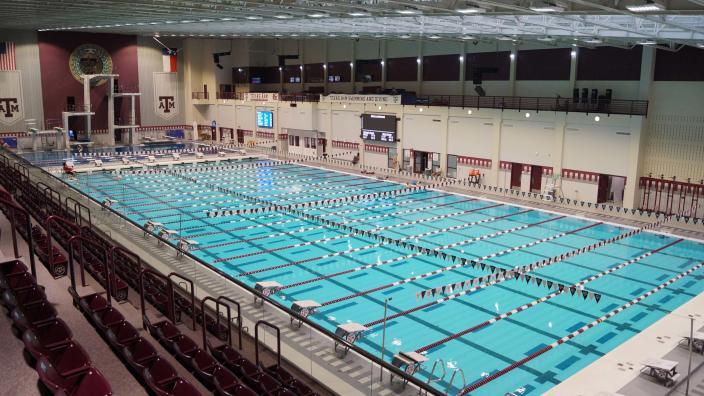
[
  {"left": 446, "top": 368, "right": 466, "bottom": 395},
  {"left": 420, "top": 359, "right": 446, "bottom": 395}
]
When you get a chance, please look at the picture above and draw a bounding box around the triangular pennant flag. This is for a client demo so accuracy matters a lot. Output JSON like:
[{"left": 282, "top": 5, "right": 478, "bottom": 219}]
[
  {"left": 570, "top": 286, "right": 577, "bottom": 296},
  {"left": 594, "top": 293, "right": 602, "bottom": 303},
  {"left": 581, "top": 290, "right": 589, "bottom": 299}
]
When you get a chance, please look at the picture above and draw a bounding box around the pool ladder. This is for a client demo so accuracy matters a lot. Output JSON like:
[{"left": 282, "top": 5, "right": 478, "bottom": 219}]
[
  {"left": 446, "top": 368, "right": 466, "bottom": 395},
  {"left": 420, "top": 359, "right": 446, "bottom": 395}
]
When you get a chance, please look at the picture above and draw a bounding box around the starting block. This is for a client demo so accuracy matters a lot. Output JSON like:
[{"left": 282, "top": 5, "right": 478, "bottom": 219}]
[
  {"left": 290, "top": 300, "right": 321, "bottom": 328},
  {"left": 254, "top": 281, "right": 282, "bottom": 305},
  {"left": 334, "top": 322, "right": 368, "bottom": 356},
  {"left": 157, "top": 229, "right": 178, "bottom": 245},
  {"left": 390, "top": 351, "right": 428, "bottom": 386},
  {"left": 176, "top": 239, "right": 199, "bottom": 257},
  {"left": 147, "top": 155, "right": 156, "bottom": 163},
  {"left": 101, "top": 198, "right": 117, "bottom": 209},
  {"left": 94, "top": 159, "right": 103, "bottom": 167},
  {"left": 143, "top": 220, "right": 163, "bottom": 237},
  {"left": 172, "top": 152, "right": 180, "bottom": 160}
]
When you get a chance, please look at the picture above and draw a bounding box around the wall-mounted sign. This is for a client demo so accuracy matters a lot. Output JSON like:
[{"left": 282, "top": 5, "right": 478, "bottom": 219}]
[
  {"left": 321, "top": 94, "right": 401, "bottom": 104},
  {"left": 243, "top": 92, "right": 280, "bottom": 102}
]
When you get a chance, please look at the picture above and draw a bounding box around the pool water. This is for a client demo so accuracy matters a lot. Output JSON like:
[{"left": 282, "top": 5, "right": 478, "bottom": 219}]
[
  {"left": 18, "top": 142, "right": 198, "bottom": 167},
  {"left": 58, "top": 158, "right": 704, "bottom": 395}
]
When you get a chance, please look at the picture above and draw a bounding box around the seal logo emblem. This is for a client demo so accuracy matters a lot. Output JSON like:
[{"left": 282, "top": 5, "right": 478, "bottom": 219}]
[{"left": 69, "top": 44, "right": 113, "bottom": 85}]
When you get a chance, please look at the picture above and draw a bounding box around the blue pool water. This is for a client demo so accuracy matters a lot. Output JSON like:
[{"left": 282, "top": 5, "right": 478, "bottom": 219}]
[
  {"left": 45, "top": 158, "right": 704, "bottom": 395},
  {"left": 18, "top": 142, "right": 199, "bottom": 167}
]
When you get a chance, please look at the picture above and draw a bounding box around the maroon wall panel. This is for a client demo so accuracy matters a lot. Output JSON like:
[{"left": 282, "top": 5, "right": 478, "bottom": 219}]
[
  {"left": 38, "top": 32, "right": 139, "bottom": 130},
  {"left": 577, "top": 46, "right": 642, "bottom": 81},
  {"left": 283, "top": 65, "right": 302, "bottom": 83},
  {"left": 516, "top": 48, "right": 571, "bottom": 80},
  {"left": 654, "top": 46, "right": 704, "bottom": 81},
  {"left": 423, "top": 54, "right": 460, "bottom": 81},
  {"left": 304, "top": 63, "right": 324, "bottom": 83},
  {"left": 386, "top": 57, "right": 418, "bottom": 82},
  {"left": 327, "top": 61, "right": 351, "bottom": 83},
  {"left": 250, "top": 66, "right": 280, "bottom": 84},
  {"left": 355, "top": 59, "right": 382, "bottom": 82},
  {"left": 465, "top": 51, "right": 510, "bottom": 81}
]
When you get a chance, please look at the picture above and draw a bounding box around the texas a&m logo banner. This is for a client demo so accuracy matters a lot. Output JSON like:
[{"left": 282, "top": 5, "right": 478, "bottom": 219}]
[
  {"left": 153, "top": 72, "right": 179, "bottom": 120},
  {"left": 0, "top": 70, "right": 24, "bottom": 126}
]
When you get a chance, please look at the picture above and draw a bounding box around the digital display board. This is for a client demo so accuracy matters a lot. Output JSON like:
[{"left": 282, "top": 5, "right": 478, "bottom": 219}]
[
  {"left": 360, "top": 114, "right": 397, "bottom": 142},
  {"left": 256, "top": 111, "right": 273, "bottom": 129}
]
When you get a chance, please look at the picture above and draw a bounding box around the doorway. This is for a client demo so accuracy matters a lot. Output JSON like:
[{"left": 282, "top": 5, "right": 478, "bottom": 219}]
[
  {"left": 413, "top": 150, "right": 429, "bottom": 174},
  {"left": 236, "top": 129, "right": 245, "bottom": 144},
  {"left": 597, "top": 174, "right": 626, "bottom": 204},
  {"left": 510, "top": 163, "right": 523, "bottom": 189},
  {"left": 530, "top": 165, "right": 543, "bottom": 193}
]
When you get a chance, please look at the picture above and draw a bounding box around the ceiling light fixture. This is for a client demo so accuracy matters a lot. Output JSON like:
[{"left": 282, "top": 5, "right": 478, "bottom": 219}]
[
  {"left": 529, "top": 5, "right": 565, "bottom": 12},
  {"left": 456, "top": 7, "right": 485, "bottom": 14},
  {"left": 428, "top": 35, "right": 441, "bottom": 39},
  {"left": 308, "top": 13, "right": 327, "bottom": 18},
  {"left": 396, "top": 9, "right": 420, "bottom": 15},
  {"left": 626, "top": 2, "right": 665, "bottom": 12},
  {"left": 349, "top": 12, "right": 369, "bottom": 17},
  {"left": 460, "top": 35, "right": 476, "bottom": 40},
  {"left": 246, "top": 16, "right": 263, "bottom": 20},
  {"left": 637, "top": 40, "right": 658, "bottom": 45},
  {"left": 583, "top": 37, "right": 602, "bottom": 44},
  {"left": 537, "top": 36, "right": 555, "bottom": 42},
  {"left": 274, "top": 15, "right": 292, "bottom": 19}
]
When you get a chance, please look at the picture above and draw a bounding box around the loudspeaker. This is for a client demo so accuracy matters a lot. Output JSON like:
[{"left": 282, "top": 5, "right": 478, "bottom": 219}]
[
  {"left": 591, "top": 89, "right": 598, "bottom": 104},
  {"left": 474, "top": 85, "right": 486, "bottom": 96},
  {"left": 472, "top": 71, "right": 482, "bottom": 85},
  {"left": 573, "top": 88, "right": 579, "bottom": 101},
  {"left": 605, "top": 89, "right": 612, "bottom": 104},
  {"left": 581, "top": 88, "right": 588, "bottom": 104}
]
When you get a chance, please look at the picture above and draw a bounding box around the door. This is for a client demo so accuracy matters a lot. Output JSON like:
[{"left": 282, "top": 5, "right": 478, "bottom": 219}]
[
  {"left": 414, "top": 151, "right": 428, "bottom": 174},
  {"left": 530, "top": 165, "right": 543, "bottom": 192},
  {"left": 236, "top": 129, "right": 244, "bottom": 144},
  {"left": 510, "top": 163, "right": 523, "bottom": 189},
  {"left": 597, "top": 174, "right": 610, "bottom": 203}
]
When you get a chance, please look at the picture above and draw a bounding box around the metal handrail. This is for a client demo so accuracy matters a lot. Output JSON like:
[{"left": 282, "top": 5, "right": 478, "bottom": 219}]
[
  {"left": 217, "top": 295, "right": 243, "bottom": 349},
  {"left": 255, "top": 320, "right": 281, "bottom": 368},
  {"left": 446, "top": 368, "right": 466, "bottom": 395},
  {"left": 168, "top": 272, "right": 196, "bottom": 330},
  {"left": 0, "top": 196, "right": 36, "bottom": 276},
  {"left": 200, "top": 296, "right": 231, "bottom": 350},
  {"left": 67, "top": 234, "right": 109, "bottom": 292},
  {"left": 65, "top": 196, "right": 92, "bottom": 229},
  {"left": 45, "top": 215, "right": 81, "bottom": 274},
  {"left": 108, "top": 245, "right": 139, "bottom": 304},
  {"left": 139, "top": 268, "right": 176, "bottom": 327}
]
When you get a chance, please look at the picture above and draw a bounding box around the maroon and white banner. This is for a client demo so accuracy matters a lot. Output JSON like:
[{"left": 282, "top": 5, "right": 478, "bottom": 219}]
[
  {"left": 332, "top": 140, "right": 360, "bottom": 150},
  {"left": 0, "top": 70, "right": 24, "bottom": 126},
  {"left": 364, "top": 144, "right": 389, "bottom": 154},
  {"left": 458, "top": 156, "right": 492, "bottom": 168},
  {"left": 562, "top": 168, "right": 600, "bottom": 182},
  {"left": 153, "top": 72, "right": 179, "bottom": 120}
]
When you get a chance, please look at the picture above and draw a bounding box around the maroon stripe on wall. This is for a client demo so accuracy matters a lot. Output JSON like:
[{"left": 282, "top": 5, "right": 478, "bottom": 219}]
[
  {"left": 465, "top": 51, "right": 511, "bottom": 81},
  {"left": 423, "top": 54, "right": 460, "bottom": 81},
  {"left": 654, "top": 46, "right": 704, "bottom": 81},
  {"left": 577, "top": 46, "right": 642, "bottom": 81},
  {"left": 516, "top": 48, "right": 571, "bottom": 80},
  {"left": 386, "top": 57, "right": 418, "bottom": 82}
]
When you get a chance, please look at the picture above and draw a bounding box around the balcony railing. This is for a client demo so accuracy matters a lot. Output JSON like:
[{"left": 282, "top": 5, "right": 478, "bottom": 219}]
[
  {"left": 279, "top": 93, "right": 321, "bottom": 103},
  {"left": 412, "top": 95, "right": 649, "bottom": 116},
  {"left": 216, "top": 91, "right": 237, "bottom": 100},
  {"left": 191, "top": 92, "right": 209, "bottom": 100}
]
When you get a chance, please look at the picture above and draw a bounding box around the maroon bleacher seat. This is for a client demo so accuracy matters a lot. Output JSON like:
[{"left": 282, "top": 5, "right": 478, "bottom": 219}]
[
  {"left": 22, "top": 318, "right": 73, "bottom": 359},
  {"left": 122, "top": 337, "right": 158, "bottom": 372},
  {"left": 106, "top": 321, "right": 139, "bottom": 348},
  {"left": 210, "top": 366, "right": 246, "bottom": 395},
  {"left": 286, "top": 380, "right": 317, "bottom": 396},
  {"left": 78, "top": 293, "right": 110, "bottom": 315},
  {"left": 36, "top": 342, "right": 92, "bottom": 377},
  {"left": 190, "top": 349, "right": 219, "bottom": 387},
  {"left": 214, "top": 382, "right": 257, "bottom": 396},
  {"left": 92, "top": 307, "right": 125, "bottom": 332},
  {"left": 150, "top": 378, "right": 203, "bottom": 396},
  {"left": 11, "top": 300, "right": 58, "bottom": 331},
  {"left": 54, "top": 368, "right": 113, "bottom": 396},
  {"left": 2, "top": 284, "right": 46, "bottom": 310},
  {"left": 143, "top": 357, "right": 178, "bottom": 389},
  {"left": 0, "top": 271, "right": 36, "bottom": 292},
  {"left": 170, "top": 334, "right": 199, "bottom": 365},
  {"left": 145, "top": 316, "right": 180, "bottom": 342},
  {"left": 208, "top": 342, "right": 244, "bottom": 367},
  {"left": 229, "top": 356, "right": 260, "bottom": 379},
  {"left": 0, "top": 259, "right": 28, "bottom": 280}
]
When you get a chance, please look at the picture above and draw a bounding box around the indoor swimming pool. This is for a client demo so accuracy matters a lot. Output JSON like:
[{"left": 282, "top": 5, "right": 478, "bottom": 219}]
[{"left": 45, "top": 158, "right": 704, "bottom": 395}]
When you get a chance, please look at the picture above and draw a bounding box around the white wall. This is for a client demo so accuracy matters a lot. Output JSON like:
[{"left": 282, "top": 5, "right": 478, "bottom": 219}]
[
  {"left": 447, "top": 116, "right": 495, "bottom": 158},
  {"left": 0, "top": 30, "right": 44, "bottom": 132},
  {"left": 402, "top": 113, "right": 445, "bottom": 153},
  {"left": 499, "top": 119, "right": 556, "bottom": 167},
  {"left": 330, "top": 110, "right": 362, "bottom": 142},
  {"left": 563, "top": 123, "right": 632, "bottom": 176}
]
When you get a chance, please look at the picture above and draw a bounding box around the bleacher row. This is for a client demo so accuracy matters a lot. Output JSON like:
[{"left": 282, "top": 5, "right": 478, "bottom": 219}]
[{"left": 0, "top": 159, "right": 320, "bottom": 396}]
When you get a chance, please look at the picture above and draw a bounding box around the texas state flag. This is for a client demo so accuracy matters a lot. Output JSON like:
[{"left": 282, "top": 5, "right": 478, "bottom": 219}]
[{"left": 162, "top": 48, "right": 178, "bottom": 73}]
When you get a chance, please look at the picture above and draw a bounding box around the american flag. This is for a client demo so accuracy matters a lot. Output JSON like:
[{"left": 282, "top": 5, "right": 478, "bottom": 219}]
[{"left": 0, "top": 42, "right": 16, "bottom": 71}]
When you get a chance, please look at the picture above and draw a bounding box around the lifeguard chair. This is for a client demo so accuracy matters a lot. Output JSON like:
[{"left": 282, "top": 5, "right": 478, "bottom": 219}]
[{"left": 468, "top": 169, "right": 481, "bottom": 184}]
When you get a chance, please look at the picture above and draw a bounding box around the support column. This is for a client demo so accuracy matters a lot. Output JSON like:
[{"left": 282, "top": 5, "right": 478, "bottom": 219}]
[
  {"left": 381, "top": 40, "right": 387, "bottom": 91},
  {"left": 323, "top": 39, "right": 329, "bottom": 94},
  {"left": 509, "top": 48, "right": 517, "bottom": 96},
  {"left": 416, "top": 40, "right": 423, "bottom": 95},
  {"left": 568, "top": 47, "right": 578, "bottom": 95},
  {"left": 623, "top": 46, "right": 656, "bottom": 208},
  {"left": 459, "top": 42, "right": 467, "bottom": 97},
  {"left": 487, "top": 111, "right": 502, "bottom": 186},
  {"left": 351, "top": 39, "right": 357, "bottom": 94}
]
